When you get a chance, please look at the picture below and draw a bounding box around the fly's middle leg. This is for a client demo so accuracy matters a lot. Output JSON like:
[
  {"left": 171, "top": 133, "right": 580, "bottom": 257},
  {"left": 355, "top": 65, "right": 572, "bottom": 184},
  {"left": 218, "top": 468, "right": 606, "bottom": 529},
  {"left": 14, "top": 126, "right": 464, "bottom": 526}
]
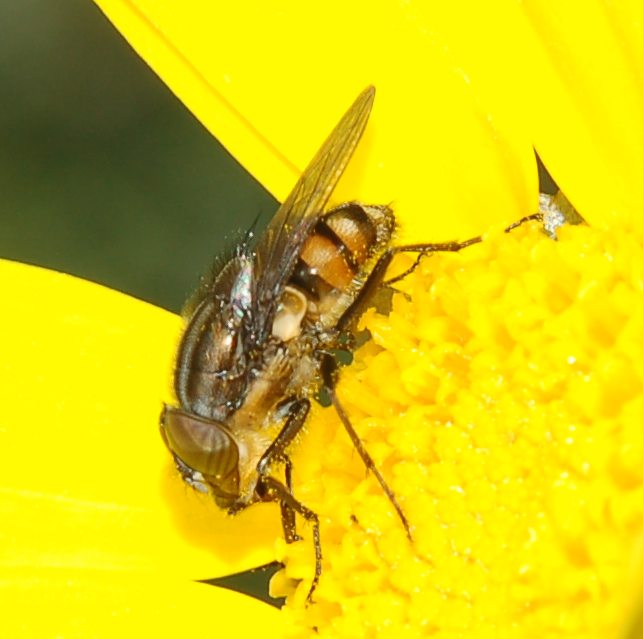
[{"left": 319, "top": 353, "right": 412, "bottom": 540}]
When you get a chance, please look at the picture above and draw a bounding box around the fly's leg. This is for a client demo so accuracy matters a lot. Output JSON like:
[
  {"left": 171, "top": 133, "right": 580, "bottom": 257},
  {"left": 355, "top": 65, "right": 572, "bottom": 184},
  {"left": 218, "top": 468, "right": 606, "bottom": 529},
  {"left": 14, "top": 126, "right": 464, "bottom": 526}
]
[
  {"left": 257, "top": 398, "right": 310, "bottom": 543},
  {"left": 280, "top": 455, "right": 300, "bottom": 542},
  {"left": 338, "top": 238, "right": 483, "bottom": 331},
  {"left": 320, "top": 353, "right": 412, "bottom": 540},
  {"left": 329, "top": 215, "right": 546, "bottom": 531},
  {"left": 383, "top": 237, "right": 481, "bottom": 287},
  {"left": 384, "top": 212, "right": 544, "bottom": 286},
  {"left": 384, "top": 213, "right": 545, "bottom": 286},
  {"left": 256, "top": 475, "right": 321, "bottom": 604},
  {"left": 257, "top": 399, "right": 311, "bottom": 475},
  {"left": 321, "top": 213, "right": 548, "bottom": 559},
  {"left": 337, "top": 239, "right": 471, "bottom": 332},
  {"left": 255, "top": 398, "right": 321, "bottom": 602},
  {"left": 503, "top": 212, "right": 543, "bottom": 233}
]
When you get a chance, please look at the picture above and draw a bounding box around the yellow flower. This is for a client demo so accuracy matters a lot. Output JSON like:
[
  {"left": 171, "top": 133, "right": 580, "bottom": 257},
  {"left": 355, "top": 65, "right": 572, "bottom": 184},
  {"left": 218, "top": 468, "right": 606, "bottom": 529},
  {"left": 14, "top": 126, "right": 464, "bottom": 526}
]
[{"left": 3, "top": 0, "right": 643, "bottom": 636}]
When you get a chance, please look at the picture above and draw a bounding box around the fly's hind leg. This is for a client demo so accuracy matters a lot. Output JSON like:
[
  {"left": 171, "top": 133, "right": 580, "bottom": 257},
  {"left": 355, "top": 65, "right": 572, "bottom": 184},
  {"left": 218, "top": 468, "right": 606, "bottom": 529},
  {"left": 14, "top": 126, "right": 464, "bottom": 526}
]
[
  {"left": 255, "top": 398, "right": 321, "bottom": 602},
  {"left": 383, "top": 236, "right": 482, "bottom": 287},
  {"left": 319, "top": 353, "right": 412, "bottom": 540},
  {"left": 341, "top": 211, "right": 547, "bottom": 333},
  {"left": 384, "top": 212, "right": 544, "bottom": 286}
]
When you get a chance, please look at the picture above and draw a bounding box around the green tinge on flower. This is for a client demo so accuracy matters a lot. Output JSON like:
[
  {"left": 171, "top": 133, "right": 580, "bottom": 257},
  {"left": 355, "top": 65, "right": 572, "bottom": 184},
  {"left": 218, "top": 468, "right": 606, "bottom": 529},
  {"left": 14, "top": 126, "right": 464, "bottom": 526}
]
[{"left": 273, "top": 220, "right": 643, "bottom": 638}]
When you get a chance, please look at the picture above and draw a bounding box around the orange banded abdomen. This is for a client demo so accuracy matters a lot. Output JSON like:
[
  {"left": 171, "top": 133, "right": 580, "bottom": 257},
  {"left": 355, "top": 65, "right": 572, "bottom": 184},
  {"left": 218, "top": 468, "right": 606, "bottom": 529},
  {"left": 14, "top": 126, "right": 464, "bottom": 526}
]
[{"left": 290, "top": 202, "right": 394, "bottom": 304}]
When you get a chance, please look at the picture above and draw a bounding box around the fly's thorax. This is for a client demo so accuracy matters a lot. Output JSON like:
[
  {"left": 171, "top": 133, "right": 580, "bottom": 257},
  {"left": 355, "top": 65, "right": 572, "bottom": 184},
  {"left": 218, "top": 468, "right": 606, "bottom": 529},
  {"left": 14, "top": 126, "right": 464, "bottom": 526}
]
[
  {"left": 229, "top": 337, "right": 319, "bottom": 431},
  {"left": 174, "top": 254, "right": 254, "bottom": 422},
  {"left": 289, "top": 202, "right": 395, "bottom": 329},
  {"left": 223, "top": 343, "right": 319, "bottom": 506}
]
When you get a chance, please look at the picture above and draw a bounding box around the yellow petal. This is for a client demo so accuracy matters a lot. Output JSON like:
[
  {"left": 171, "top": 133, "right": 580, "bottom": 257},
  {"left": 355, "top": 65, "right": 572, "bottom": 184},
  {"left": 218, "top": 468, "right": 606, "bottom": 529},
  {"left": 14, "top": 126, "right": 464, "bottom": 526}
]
[
  {"left": 0, "top": 259, "right": 280, "bottom": 578},
  {"left": 1, "top": 567, "right": 284, "bottom": 637},
  {"left": 523, "top": 0, "right": 643, "bottom": 228},
  {"left": 93, "top": 0, "right": 539, "bottom": 240}
]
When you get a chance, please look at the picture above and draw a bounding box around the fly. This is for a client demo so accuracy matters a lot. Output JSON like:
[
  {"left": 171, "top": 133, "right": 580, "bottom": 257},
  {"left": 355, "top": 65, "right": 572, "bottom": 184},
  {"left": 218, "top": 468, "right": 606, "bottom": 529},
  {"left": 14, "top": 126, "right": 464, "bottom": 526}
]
[{"left": 160, "top": 86, "right": 533, "bottom": 601}]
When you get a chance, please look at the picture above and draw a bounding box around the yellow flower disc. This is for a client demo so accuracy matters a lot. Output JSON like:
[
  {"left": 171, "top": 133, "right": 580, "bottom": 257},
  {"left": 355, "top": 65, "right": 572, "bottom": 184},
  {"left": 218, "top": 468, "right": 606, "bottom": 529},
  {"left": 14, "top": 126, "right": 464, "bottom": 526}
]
[{"left": 275, "top": 220, "right": 643, "bottom": 638}]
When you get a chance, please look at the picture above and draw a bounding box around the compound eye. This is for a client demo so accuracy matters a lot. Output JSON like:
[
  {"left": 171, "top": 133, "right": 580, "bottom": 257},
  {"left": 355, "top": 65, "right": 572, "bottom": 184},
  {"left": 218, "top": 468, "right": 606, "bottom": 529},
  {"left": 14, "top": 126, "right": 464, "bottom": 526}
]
[
  {"left": 271, "top": 286, "right": 308, "bottom": 342},
  {"left": 161, "top": 407, "right": 239, "bottom": 491}
]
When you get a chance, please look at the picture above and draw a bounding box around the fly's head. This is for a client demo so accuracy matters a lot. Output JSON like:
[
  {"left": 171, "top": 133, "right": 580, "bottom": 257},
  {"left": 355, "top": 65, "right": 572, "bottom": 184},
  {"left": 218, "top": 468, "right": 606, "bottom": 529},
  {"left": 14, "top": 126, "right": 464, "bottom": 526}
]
[{"left": 160, "top": 405, "right": 242, "bottom": 507}]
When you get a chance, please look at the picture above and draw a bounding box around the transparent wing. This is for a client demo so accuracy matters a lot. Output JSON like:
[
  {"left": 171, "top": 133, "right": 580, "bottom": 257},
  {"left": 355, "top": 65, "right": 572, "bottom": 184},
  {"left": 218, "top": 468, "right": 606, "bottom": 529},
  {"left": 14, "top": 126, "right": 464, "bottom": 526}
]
[{"left": 252, "top": 86, "right": 376, "bottom": 338}]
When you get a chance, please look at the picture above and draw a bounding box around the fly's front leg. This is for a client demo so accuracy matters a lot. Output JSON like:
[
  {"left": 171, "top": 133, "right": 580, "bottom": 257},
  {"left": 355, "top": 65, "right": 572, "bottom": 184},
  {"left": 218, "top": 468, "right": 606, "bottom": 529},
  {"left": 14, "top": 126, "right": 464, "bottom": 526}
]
[
  {"left": 256, "top": 474, "right": 321, "bottom": 603},
  {"left": 255, "top": 398, "right": 322, "bottom": 601},
  {"left": 280, "top": 455, "right": 300, "bottom": 542},
  {"left": 257, "top": 398, "right": 310, "bottom": 543},
  {"left": 257, "top": 399, "right": 311, "bottom": 474}
]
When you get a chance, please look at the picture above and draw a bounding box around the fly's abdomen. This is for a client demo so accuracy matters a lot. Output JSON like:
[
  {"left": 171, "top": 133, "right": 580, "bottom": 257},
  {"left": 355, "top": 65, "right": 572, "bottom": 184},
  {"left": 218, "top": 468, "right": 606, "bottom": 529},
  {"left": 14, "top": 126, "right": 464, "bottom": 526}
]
[{"left": 290, "top": 202, "right": 394, "bottom": 324}]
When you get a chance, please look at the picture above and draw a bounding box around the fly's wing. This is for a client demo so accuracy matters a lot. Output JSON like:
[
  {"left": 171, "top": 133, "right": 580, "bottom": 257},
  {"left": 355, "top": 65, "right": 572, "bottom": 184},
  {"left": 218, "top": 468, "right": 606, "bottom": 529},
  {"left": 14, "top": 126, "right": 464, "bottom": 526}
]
[{"left": 251, "top": 86, "right": 376, "bottom": 341}]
